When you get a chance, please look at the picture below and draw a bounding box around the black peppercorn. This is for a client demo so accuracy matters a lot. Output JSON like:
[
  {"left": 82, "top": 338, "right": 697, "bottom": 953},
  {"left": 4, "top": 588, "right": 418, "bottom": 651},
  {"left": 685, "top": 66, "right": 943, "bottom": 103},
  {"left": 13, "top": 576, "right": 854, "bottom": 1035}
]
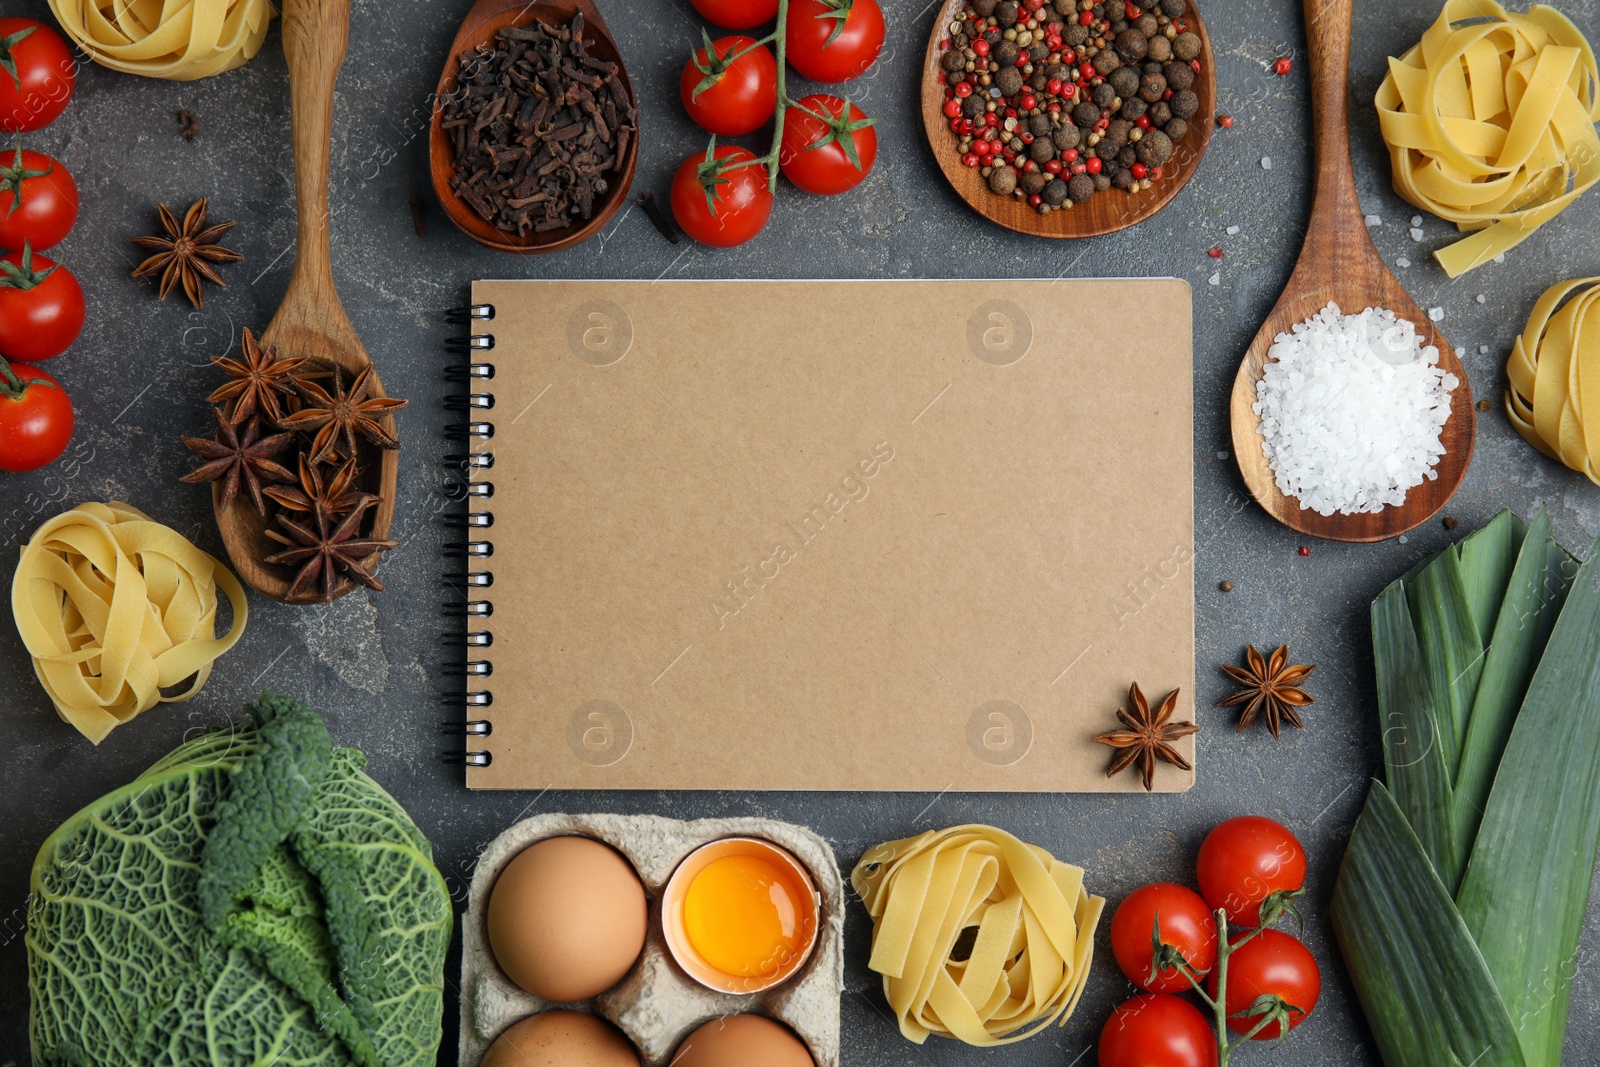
[
  {"left": 1030, "top": 71, "right": 1049, "bottom": 91},
  {"left": 1105, "top": 117, "right": 1133, "bottom": 145},
  {"left": 1148, "top": 100, "right": 1171, "bottom": 126},
  {"left": 1136, "top": 128, "right": 1174, "bottom": 164},
  {"left": 1053, "top": 124, "right": 1081, "bottom": 150},
  {"left": 1136, "top": 14, "right": 1159, "bottom": 35},
  {"left": 996, "top": 39, "right": 1020, "bottom": 64},
  {"left": 1160, "top": 0, "right": 1185, "bottom": 15},
  {"left": 1172, "top": 31, "right": 1201, "bottom": 61},
  {"left": 988, "top": 166, "right": 1018, "bottom": 195},
  {"left": 1068, "top": 173, "right": 1096, "bottom": 201},
  {"left": 1028, "top": 112, "right": 1052, "bottom": 137},
  {"left": 1119, "top": 144, "right": 1139, "bottom": 165},
  {"left": 1111, "top": 19, "right": 1129, "bottom": 34},
  {"left": 1020, "top": 169, "right": 1049, "bottom": 195},
  {"left": 996, "top": 1, "right": 1019, "bottom": 26},
  {"left": 1072, "top": 101, "right": 1102, "bottom": 127},
  {"left": 1064, "top": 23, "right": 1090, "bottom": 47},
  {"left": 1031, "top": 137, "right": 1056, "bottom": 163},
  {"left": 1093, "top": 172, "right": 1111, "bottom": 191},
  {"left": 1139, "top": 72, "right": 1167, "bottom": 102},
  {"left": 1053, "top": 0, "right": 1075, "bottom": 13},
  {"left": 1163, "top": 60, "right": 1194, "bottom": 90},
  {"left": 1170, "top": 88, "right": 1199, "bottom": 120},
  {"left": 975, "top": 0, "right": 999, "bottom": 13},
  {"left": 1146, "top": 34, "right": 1172, "bottom": 62},
  {"left": 1045, "top": 62, "right": 1071, "bottom": 82},
  {"left": 1093, "top": 82, "right": 1116, "bottom": 109},
  {"left": 943, "top": 50, "right": 967, "bottom": 73},
  {"left": 1097, "top": 140, "right": 1120, "bottom": 160},
  {"left": 1164, "top": 117, "right": 1189, "bottom": 140},
  {"left": 1144, "top": 60, "right": 1163, "bottom": 75},
  {"left": 996, "top": 66, "right": 1024, "bottom": 96},
  {"left": 1109, "top": 66, "right": 1140, "bottom": 98},
  {"left": 1093, "top": 48, "right": 1121, "bottom": 75},
  {"left": 1121, "top": 96, "right": 1148, "bottom": 120},
  {"left": 962, "top": 95, "right": 987, "bottom": 118},
  {"left": 1030, "top": 43, "right": 1049, "bottom": 62},
  {"left": 1116, "top": 29, "right": 1148, "bottom": 61},
  {"left": 984, "top": 27, "right": 1003, "bottom": 45},
  {"left": 1043, "top": 177, "right": 1071, "bottom": 205},
  {"left": 1113, "top": 168, "right": 1134, "bottom": 189}
]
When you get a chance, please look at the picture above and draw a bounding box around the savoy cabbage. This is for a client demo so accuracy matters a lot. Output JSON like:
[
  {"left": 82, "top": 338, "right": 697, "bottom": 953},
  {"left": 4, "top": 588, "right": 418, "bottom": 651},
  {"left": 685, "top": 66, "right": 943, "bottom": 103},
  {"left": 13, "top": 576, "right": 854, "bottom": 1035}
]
[{"left": 27, "top": 692, "right": 452, "bottom": 1066}]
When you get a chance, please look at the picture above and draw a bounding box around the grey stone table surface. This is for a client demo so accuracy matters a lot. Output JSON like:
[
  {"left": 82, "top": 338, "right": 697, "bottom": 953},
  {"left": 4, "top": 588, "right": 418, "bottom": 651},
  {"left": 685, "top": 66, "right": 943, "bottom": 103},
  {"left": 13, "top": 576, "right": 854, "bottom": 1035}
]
[{"left": 3, "top": 0, "right": 1600, "bottom": 1062}]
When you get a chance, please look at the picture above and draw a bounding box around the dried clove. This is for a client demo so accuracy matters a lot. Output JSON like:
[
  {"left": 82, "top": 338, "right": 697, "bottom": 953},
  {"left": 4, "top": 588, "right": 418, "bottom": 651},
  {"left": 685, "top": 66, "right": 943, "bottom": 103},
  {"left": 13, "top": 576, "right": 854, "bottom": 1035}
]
[{"left": 177, "top": 108, "right": 199, "bottom": 140}]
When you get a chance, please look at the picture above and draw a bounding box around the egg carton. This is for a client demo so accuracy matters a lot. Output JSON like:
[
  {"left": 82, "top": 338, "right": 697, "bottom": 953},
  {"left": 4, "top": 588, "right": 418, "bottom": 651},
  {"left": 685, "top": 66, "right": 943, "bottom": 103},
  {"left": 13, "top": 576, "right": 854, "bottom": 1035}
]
[{"left": 459, "top": 813, "right": 845, "bottom": 1067}]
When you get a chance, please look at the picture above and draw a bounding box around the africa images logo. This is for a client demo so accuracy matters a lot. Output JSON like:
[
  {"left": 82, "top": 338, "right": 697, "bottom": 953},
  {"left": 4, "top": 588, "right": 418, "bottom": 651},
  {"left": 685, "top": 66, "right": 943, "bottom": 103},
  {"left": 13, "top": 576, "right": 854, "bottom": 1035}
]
[{"left": 711, "top": 441, "right": 895, "bottom": 630}]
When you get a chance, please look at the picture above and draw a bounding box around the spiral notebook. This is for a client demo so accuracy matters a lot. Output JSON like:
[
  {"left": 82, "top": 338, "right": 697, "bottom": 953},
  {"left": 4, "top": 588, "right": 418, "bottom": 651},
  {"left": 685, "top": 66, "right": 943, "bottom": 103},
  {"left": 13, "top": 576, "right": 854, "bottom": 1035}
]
[{"left": 447, "top": 279, "right": 1194, "bottom": 792}]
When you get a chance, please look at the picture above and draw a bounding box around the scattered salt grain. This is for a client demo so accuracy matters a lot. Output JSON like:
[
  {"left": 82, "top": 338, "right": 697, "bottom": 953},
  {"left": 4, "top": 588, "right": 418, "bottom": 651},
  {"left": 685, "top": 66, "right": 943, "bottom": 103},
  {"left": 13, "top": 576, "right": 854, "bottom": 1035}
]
[
  {"left": 1365, "top": 214, "right": 1383, "bottom": 227},
  {"left": 1209, "top": 271, "right": 1221, "bottom": 286},
  {"left": 1253, "top": 302, "right": 1457, "bottom": 516},
  {"left": 1226, "top": 225, "right": 1241, "bottom": 236},
  {"left": 1397, "top": 256, "right": 1412, "bottom": 268},
  {"left": 1399, "top": 535, "right": 1410, "bottom": 544},
  {"left": 1429, "top": 307, "right": 1445, "bottom": 322},
  {"left": 1494, "top": 253, "right": 1506, "bottom": 263},
  {"left": 1410, "top": 227, "right": 1425, "bottom": 242},
  {"left": 1217, "top": 450, "right": 1230, "bottom": 460},
  {"left": 1479, "top": 345, "right": 1490, "bottom": 354},
  {"left": 1411, "top": 215, "right": 1423, "bottom": 227},
  {"left": 1261, "top": 156, "right": 1274, "bottom": 170},
  {"left": 1476, "top": 294, "right": 1487, "bottom": 303}
]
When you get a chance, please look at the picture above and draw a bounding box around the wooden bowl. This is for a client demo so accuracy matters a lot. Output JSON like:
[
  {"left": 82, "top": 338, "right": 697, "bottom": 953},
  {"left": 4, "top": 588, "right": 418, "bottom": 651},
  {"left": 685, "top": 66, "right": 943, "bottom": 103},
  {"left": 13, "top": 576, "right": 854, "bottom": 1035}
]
[
  {"left": 921, "top": 0, "right": 1215, "bottom": 238},
  {"left": 429, "top": 0, "right": 637, "bottom": 255}
]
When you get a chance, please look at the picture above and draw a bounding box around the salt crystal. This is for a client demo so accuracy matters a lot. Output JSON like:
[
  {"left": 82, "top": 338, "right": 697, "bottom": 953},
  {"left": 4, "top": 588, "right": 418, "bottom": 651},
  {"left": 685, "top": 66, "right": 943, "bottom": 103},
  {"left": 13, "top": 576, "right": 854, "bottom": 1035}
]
[
  {"left": 1411, "top": 215, "right": 1423, "bottom": 226},
  {"left": 1253, "top": 302, "right": 1457, "bottom": 517},
  {"left": 1209, "top": 271, "right": 1221, "bottom": 285},
  {"left": 1494, "top": 253, "right": 1506, "bottom": 263},
  {"left": 1365, "top": 214, "right": 1382, "bottom": 227},
  {"left": 1410, "top": 227, "right": 1425, "bottom": 242},
  {"left": 1397, "top": 257, "right": 1412, "bottom": 268},
  {"left": 1399, "top": 535, "right": 1409, "bottom": 544},
  {"left": 1261, "top": 156, "right": 1274, "bottom": 170},
  {"left": 1217, "top": 450, "right": 1229, "bottom": 460},
  {"left": 1429, "top": 307, "right": 1445, "bottom": 321},
  {"left": 1476, "top": 294, "right": 1487, "bottom": 303},
  {"left": 1479, "top": 345, "right": 1490, "bottom": 354},
  {"left": 1226, "top": 225, "right": 1241, "bottom": 235}
]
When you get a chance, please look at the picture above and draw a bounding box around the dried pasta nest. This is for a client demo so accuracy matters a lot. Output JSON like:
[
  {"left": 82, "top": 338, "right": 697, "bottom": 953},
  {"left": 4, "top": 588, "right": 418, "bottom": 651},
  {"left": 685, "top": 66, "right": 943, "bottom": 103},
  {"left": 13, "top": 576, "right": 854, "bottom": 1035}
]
[
  {"left": 47, "top": 0, "right": 275, "bottom": 81},
  {"left": 1506, "top": 277, "right": 1600, "bottom": 483},
  {"left": 1376, "top": 0, "right": 1600, "bottom": 277}
]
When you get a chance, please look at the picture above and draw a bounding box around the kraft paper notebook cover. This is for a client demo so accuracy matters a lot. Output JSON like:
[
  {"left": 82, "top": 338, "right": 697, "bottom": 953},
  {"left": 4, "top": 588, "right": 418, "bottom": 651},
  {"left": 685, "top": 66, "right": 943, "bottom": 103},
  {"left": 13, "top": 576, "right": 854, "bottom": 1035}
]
[{"left": 454, "top": 279, "right": 1194, "bottom": 792}]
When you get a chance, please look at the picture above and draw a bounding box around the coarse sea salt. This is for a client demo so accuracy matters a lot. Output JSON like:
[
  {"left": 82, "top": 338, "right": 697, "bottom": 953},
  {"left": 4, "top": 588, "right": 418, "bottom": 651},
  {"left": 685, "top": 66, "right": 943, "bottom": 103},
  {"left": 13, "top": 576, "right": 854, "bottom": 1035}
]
[{"left": 1253, "top": 302, "right": 1457, "bottom": 516}]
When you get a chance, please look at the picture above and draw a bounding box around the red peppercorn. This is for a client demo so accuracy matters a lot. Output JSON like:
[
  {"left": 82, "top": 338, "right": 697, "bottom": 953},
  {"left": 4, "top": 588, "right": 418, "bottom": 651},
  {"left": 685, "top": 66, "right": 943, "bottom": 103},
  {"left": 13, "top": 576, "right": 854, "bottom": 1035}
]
[
  {"left": 1025, "top": 0, "right": 1044, "bottom": 10},
  {"left": 1019, "top": 131, "right": 1034, "bottom": 143},
  {"left": 943, "top": 98, "right": 961, "bottom": 118},
  {"left": 975, "top": 57, "right": 988, "bottom": 71},
  {"left": 1071, "top": 161, "right": 1088, "bottom": 174},
  {"left": 1298, "top": 546, "right": 1310, "bottom": 556},
  {"left": 1047, "top": 77, "right": 1063, "bottom": 95},
  {"left": 940, "top": 38, "right": 951, "bottom": 51},
  {"left": 1020, "top": 92, "right": 1037, "bottom": 110},
  {"left": 1151, "top": 165, "right": 1163, "bottom": 179},
  {"left": 1005, "top": 106, "right": 1018, "bottom": 119},
  {"left": 1125, "top": 0, "right": 1140, "bottom": 16},
  {"left": 986, "top": 112, "right": 1000, "bottom": 126},
  {"left": 1062, "top": 49, "right": 1076, "bottom": 64},
  {"left": 1086, "top": 156, "right": 1103, "bottom": 174},
  {"left": 955, "top": 80, "right": 973, "bottom": 98},
  {"left": 1218, "top": 114, "right": 1234, "bottom": 128},
  {"left": 1274, "top": 56, "right": 1293, "bottom": 76},
  {"left": 1163, "top": 88, "right": 1174, "bottom": 100},
  {"left": 1028, "top": 193, "right": 1043, "bottom": 206},
  {"left": 1174, "top": 18, "right": 1186, "bottom": 30},
  {"left": 1023, "top": 159, "right": 1039, "bottom": 172},
  {"left": 1063, "top": 147, "right": 1079, "bottom": 162},
  {"left": 1130, "top": 162, "right": 1148, "bottom": 179},
  {"left": 1079, "top": 10, "right": 1094, "bottom": 24},
  {"left": 973, "top": 38, "right": 990, "bottom": 56},
  {"left": 937, "top": 72, "right": 948, "bottom": 85},
  {"left": 1079, "top": 61, "right": 1096, "bottom": 80},
  {"left": 963, "top": 152, "right": 981, "bottom": 167},
  {"left": 1136, "top": 114, "right": 1151, "bottom": 129},
  {"left": 1208, "top": 247, "right": 1224, "bottom": 258},
  {"left": 1045, "top": 158, "right": 1063, "bottom": 174}
]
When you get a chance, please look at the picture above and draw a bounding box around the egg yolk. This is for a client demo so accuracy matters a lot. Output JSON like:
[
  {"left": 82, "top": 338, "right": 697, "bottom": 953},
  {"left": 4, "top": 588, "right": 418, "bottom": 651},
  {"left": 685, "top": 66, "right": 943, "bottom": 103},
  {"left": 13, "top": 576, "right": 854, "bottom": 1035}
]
[{"left": 682, "top": 854, "right": 814, "bottom": 979}]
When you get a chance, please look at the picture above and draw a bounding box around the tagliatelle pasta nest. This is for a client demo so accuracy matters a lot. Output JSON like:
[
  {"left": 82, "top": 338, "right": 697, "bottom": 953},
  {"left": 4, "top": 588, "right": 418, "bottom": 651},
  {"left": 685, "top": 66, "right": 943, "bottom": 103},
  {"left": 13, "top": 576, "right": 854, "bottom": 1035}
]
[
  {"left": 11, "top": 502, "right": 248, "bottom": 744},
  {"left": 850, "top": 825, "right": 1104, "bottom": 1047},
  {"left": 1376, "top": 0, "right": 1600, "bottom": 278},
  {"left": 47, "top": 0, "right": 276, "bottom": 81},
  {"left": 1506, "top": 277, "right": 1600, "bottom": 482}
]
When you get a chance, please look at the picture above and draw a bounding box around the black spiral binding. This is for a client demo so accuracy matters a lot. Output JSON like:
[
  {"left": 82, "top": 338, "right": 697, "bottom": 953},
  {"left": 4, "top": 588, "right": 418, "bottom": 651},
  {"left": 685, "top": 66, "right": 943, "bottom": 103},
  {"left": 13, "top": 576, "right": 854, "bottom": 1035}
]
[{"left": 441, "top": 303, "right": 496, "bottom": 768}]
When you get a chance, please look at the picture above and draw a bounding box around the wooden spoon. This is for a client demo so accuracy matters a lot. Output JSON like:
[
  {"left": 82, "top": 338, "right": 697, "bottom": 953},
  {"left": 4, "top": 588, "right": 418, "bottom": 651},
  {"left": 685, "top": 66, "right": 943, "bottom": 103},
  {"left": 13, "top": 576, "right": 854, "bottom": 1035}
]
[
  {"left": 921, "top": 0, "right": 1215, "bottom": 238},
  {"left": 214, "top": 0, "right": 399, "bottom": 603},
  {"left": 1228, "top": 0, "right": 1475, "bottom": 543},
  {"left": 428, "top": 0, "right": 637, "bottom": 254}
]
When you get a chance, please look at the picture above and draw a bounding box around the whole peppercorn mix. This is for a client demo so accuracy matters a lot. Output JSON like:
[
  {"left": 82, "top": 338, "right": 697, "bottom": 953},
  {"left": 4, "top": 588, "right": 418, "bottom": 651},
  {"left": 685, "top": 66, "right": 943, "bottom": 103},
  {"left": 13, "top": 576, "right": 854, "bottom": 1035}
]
[{"left": 937, "top": 0, "right": 1207, "bottom": 214}]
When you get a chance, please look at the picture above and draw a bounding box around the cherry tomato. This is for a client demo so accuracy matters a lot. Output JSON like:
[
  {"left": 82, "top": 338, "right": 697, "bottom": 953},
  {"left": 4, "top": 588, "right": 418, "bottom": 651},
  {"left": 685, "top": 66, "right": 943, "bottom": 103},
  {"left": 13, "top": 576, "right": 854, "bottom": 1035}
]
[
  {"left": 1098, "top": 994, "right": 1217, "bottom": 1067},
  {"left": 670, "top": 145, "right": 774, "bottom": 247},
  {"left": 778, "top": 94, "right": 876, "bottom": 195},
  {"left": 0, "top": 19, "right": 75, "bottom": 132},
  {"left": 0, "top": 144, "right": 77, "bottom": 251},
  {"left": 691, "top": 0, "right": 780, "bottom": 29},
  {"left": 1197, "top": 816, "right": 1307, "bottom": 926},
  {"left": 1110, "top": 883, "right": 1217, "bottom": 993},
  {"left": 785, "top": 0, "right": 884, "bottom": 83},
  {"left": 681, "top": 36, "right": 777, "bottom": 136},
  {"left": 1207, "top": 929, "right": 1320, "bottom": 1040},
  {"left": 0, "top": 243, "right": 84, "bottom": 361},
  {"left": 0, "top": 359, "right": 71, "bottom": 472}
]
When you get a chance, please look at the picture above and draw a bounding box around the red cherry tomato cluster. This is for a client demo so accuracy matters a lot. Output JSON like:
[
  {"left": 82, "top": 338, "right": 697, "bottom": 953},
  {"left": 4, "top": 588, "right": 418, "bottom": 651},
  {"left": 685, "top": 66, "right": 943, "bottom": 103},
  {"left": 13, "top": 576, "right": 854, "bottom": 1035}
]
[
  {"left": 671, "top": 0, "right": 883, "bottom": 246},
  {"left": 0, "top": 18, "right": 82, "bottom": 475},
  {"left": 1098, "top": 817, "right": 1321, "bottom": 1067}
]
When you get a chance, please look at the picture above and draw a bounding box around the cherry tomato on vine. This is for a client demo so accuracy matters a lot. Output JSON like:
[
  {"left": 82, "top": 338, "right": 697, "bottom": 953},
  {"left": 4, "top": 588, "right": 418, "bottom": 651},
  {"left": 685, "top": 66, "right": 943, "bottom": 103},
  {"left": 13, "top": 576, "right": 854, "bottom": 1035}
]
[
  {"left": 1197, "top": 816, "right": 1307, "bottom": 926},
  {"left": 670, "top": 144, "right": 773, "bottom": 247},
  {"left": 0, "top": 359, "right": 71, "bottom": 472},
  {"left": 778, "top": 94, "right": 876, "bottom": 194},
  {"left": 681, "top": 35, "right": 778, "bottom": 136},
  {"left": 1098, "top": 994, "right": 1217, "bottom": 1067},
  {"left": 690, "top": 0, "right": 779, "bottom": 30},
  {"left": 0, "top": 144, "right": 77, "bottom": 251},
  {"left": 0, "top": 242, "right": 83, "bottom": 361},
  {"left": 785, "top": 0, "right": 884, "bottom": 83},
  {"left": 1206, "top": 929, "right": 1320, "bottom": 1040},
  {"left": 0, "top": 19, "right": 75, "bottom": 133},
  {"left": 1110, "top": 882, "right": 1217, "bottom": 993}
]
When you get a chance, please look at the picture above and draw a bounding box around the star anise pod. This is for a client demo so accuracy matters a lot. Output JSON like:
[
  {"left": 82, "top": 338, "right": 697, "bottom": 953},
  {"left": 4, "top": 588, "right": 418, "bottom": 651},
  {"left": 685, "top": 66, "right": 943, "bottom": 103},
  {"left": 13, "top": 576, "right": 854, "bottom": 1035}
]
[
  {"left": 130, "top": 198, "right": 243, "bottom": 310},
  {"left": 264, "top": 455, "right": 375, "bottom": 517},
  {"left": 1095, "top": 683, "right": 1197, "bottom": 791},
  {"left": 1216, "top": 644, "right": 1315, "bottom": 738},
  {"left": 208, "top": 328, "right": 307, "bottom": 427},
  {"left": 280, "top": 366, "right": 407, "bottom": 466},
  {"left": 180, "top": 410, "right": 295, "bottom": 515},
  {"left": 265, "top": 505, "right": 399, "bottom": 603}
]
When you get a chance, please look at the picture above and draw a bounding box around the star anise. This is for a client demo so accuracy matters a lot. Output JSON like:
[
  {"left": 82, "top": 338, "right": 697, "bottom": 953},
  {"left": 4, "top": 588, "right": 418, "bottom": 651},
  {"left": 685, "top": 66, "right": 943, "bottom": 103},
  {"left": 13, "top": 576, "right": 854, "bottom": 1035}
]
[
  {"left": 264, "top": 455, "right": 374, "bottom": 517},
  {"left": 180, "top": 410, "right": 295, "bottom": 515},
  {"left": 1216, "top": 645, "right": 1315, "bottom": 738},
  {"left": 208, "top": 328, "right": 307, "bottom": 427},
  {"left": 265, "top": 505, "right": 399, "bottom": 603},
  {"left": 131, "top": 198, "right": 243, "bottom": 310},
  {"left": 279, "top": 366, "right": 407, "bottom": 466},
  {"left": 1094, "top": 683, "right": 1198, "bottom": 791}
]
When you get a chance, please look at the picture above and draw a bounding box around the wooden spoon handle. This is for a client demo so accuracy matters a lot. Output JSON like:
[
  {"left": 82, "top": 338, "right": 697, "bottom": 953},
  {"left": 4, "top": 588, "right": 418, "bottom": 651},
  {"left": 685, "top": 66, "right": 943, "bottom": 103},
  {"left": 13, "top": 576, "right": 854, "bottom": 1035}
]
[
  {"left": 281, "top": 0, "right": 350, "bottom": 297},
  {"left": 1299, "top": 0, "right": 1365, "bottom": 261}
]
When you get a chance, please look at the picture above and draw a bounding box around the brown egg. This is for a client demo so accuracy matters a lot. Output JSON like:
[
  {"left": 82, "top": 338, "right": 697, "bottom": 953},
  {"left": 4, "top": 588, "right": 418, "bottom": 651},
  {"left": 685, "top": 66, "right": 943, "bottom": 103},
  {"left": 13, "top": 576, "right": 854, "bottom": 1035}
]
[
  {"left": 672, "top": 1015, "right": 816, "bottom": 1067},
  {"left": 487, "top": 836, "right": 648, "bottom": 1001},
  {"left": 481, "top": 1011, "right": 640, "bottom": 1067}
]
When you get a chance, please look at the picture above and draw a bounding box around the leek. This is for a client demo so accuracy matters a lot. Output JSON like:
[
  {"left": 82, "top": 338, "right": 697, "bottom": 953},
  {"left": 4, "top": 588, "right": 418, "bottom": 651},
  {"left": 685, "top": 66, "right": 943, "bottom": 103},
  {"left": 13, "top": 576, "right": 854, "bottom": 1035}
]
[{"left": 1332, "top": 508, "right": 1597, "bottom": 1067}]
